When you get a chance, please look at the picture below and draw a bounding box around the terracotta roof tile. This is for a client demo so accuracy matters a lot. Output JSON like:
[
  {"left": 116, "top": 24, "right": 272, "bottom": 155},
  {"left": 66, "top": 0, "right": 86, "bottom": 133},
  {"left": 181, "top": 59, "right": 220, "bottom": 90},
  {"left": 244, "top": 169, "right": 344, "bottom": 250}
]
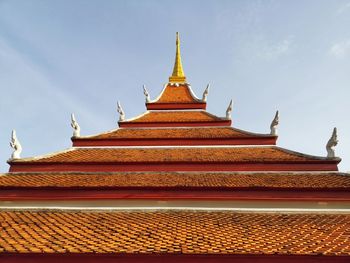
[
  {"left": 1, "top": 172, "right": 349, "bottom": 189},
  {"left": 84, "top": 127, "right": 260, "bottom": 140},
  {"left": 1, "top": 211, "right": 350, "bottom": 255},
  {"left": 150, "top": 85, "right": 201, "bottom": 104},
  {"left": 11, "top": 147, "right": 322, "bottom": 164},
  {"left": 124, "top": 111, "right": 224, "bottom": 123}
]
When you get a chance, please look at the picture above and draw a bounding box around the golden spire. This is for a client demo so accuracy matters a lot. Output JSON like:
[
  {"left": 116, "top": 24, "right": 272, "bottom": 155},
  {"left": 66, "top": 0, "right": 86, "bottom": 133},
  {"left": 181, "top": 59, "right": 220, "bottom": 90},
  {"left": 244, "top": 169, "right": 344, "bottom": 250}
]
[{"left": 169, "top": 32, "right": 186, "bottom": 83}]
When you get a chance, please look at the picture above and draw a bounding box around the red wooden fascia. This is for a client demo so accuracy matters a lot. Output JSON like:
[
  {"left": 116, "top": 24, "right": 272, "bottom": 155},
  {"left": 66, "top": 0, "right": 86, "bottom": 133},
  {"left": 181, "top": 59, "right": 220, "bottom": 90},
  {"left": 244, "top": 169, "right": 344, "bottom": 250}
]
[
  {"left": 1, "top": 253, "right": 349, "bottom": 263},
  {"left": 118, "top": 120, "right": 232, "bottom": 128},
  {"left": 71, "top": 137, "right": 277, "bottom": 147},
  {"left": 146, "top": 102, "right": 206, "bottom": 110},
  {"left": 1, "top": 187, "right": 350, "bottom": 201},
  {"left": 9, "top": 161, "right": 340, "bottom": 173}
]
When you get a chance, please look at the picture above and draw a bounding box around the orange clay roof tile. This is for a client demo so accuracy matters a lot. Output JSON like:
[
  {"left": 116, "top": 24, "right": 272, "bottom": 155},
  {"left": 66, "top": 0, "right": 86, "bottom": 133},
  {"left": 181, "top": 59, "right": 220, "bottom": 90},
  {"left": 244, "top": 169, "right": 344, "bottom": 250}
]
[
  {"left": 10, "top": 147, "right": 324, "bottom": 164},
  {"left": 123, "top": 111, "right": 224, "bottom": 123},
  {"left": 0, "top": 172, "right": 349, "bottom": 188},
  {"left": 1, "top": 211, "right": 350, "bottom": 255},
  {"left": 150, "top": 84, "right": 201, "bottom": 104},
  {"left": 82, "top": 127, "right": 266, "bottom": 140}
]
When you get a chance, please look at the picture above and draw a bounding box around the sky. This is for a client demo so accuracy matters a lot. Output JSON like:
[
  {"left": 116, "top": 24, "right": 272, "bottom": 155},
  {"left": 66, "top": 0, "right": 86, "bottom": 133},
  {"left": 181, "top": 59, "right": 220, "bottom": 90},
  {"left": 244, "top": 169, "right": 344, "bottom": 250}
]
[{"left": 0, "top": 0, "right": 350, "bottom": 172}]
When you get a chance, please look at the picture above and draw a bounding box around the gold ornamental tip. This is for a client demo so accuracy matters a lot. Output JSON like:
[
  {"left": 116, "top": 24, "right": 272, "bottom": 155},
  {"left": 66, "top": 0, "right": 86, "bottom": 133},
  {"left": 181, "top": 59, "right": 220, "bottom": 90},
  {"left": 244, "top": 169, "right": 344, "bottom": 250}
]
[{"left": 169, "top": 32, "right": 186, "bottom": 83}]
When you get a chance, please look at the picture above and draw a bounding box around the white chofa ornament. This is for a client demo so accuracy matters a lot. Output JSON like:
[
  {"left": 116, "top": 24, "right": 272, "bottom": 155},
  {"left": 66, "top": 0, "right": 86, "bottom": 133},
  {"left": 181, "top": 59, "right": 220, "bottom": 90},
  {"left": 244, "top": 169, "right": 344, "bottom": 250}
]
[
  {"left": 326, "top": 127, "right": 338, "bottom": 158},
  {"left": 270, "top": 110, "right": 279, "bottom": 136},
  {"left": 143, "top": 85, "right": 151, "bottom": 103},
  {"left": 226, "top": 100, "right": 233, "bottom": 119},
  {"left": 9, "top": 130, "right": 22, "bottom": 160},
  {"left": 117, "top": 101, "right": 125, "bottom": 121},
  {"left": 202, "top": 84, "right": 210, "bottom": 102},
  {"left": 70, "top": 113, "right": 81, "bottom": 137}
]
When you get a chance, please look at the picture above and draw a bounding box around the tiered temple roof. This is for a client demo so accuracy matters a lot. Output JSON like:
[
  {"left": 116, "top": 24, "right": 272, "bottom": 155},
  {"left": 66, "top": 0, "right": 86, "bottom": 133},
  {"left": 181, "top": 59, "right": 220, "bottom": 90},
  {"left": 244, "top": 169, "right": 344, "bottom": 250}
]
[
  {"left": 146, "top": 84, "right": 206, "bottom": 110},
  {"left": 72, "top": 127, "right": 278, "bottom": 146},
  {"left": 1, "top": 33, "right": 349, "bottom": 263}
]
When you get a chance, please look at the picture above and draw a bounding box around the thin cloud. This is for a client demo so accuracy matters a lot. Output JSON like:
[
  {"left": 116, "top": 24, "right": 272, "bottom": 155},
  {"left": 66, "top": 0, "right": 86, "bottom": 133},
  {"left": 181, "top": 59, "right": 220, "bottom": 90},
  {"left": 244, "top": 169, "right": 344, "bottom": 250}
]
[
  {"left": 257, "top": 36, "right": 293, "bottom": 60},
  {"left": 329, "top": 39, "right": 350, "bottom": 58},
  {"left": 0, "top": 35, "right": 108, "bottom": 125},
  {"left": 337, "top": 2, "right": 350, "bottom": 14},
  {"left": 0, "top": 36, "right": 110, "bottom": 171}
]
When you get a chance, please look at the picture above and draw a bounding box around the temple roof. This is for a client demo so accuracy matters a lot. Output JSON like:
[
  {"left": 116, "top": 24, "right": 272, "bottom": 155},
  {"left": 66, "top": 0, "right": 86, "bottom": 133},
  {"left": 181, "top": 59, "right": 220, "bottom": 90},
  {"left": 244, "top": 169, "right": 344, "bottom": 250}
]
[
  {"left": 1, "top": 210, "right": 350, "bottom": 255},
  {"left": 8, "top": 146, "right": 340, "bottom": 172},
  {"left": 72, "top": 127, "right": 277, "bottom": 146},
  {"left": 146, "top": 84, "right": 206, "bottom": 110},
  {"left": 8, "top": 146, "right": 334, "bottom": 164},
  {"left": 1, "top": 172, "right": 349, "bottom": 189},
  {"left": 150, "top": 85, "right": 200, "bottom": 104},
  {"left": 1, "top": 33, "right": 348, "bottom": 262},
  {"left": 2, "top": 33, "right": 348, "bottom": 262},
  {"left": 78, "top": 127, "right": 273, "bottom": 140},
  {"left": 119, "top": 111, "right": 231, "bottom": 127},
  {"left": 5, "top": 33, "right": 342, "bottom": 174}
]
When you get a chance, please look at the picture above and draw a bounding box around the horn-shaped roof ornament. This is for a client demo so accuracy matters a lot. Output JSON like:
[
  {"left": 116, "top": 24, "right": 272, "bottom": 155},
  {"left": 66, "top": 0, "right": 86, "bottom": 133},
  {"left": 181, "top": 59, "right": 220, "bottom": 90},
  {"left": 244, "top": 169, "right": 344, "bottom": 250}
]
[
  {"left": 71, "top": 113, "right": 81, "bottom": 138},
  {"left": 117, "top": 101, "right": 125, "bottom": 121},
  {"left": 202, "top": 84, "right": 210, "bottom": 102},
  {"left": 169, "top": 32, "right": 186, "bottom": 83},
  {"left": 143, "top": 85, "right": 151, "bottom": 103},
  {"left": 9, "top": 130, "right": 22, "bottom": 160},
  {"left": 326, "top": 127, "right": 338, "bottom": 158},
  {"left": 270, "top": 111, "right": 279, "bottom": 136},
  {"left": 226, "top": 100, "right": 233, "bottom": 120}
]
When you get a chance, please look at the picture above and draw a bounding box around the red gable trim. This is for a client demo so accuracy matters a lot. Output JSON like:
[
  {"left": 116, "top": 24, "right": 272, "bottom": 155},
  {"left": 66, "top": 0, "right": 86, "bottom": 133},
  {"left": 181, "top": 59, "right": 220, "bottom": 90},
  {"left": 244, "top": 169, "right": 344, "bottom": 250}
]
[
  {"left": 1, "top": 188, "right": 350, "bottom": 201},
  {"left": 9, "top": 162, "right": 339, "bottom": 173},
  {"left": 72, "top": 137, "right": 277, "bottom": 147},
  {"left": 118, "top": 120, "right": 232, "bottom": 128},
  {"left": 146, "top": 102, "right": 206, "bottom": 110},
  {"left": 1, "top": 253, "right": 349, "bottom": 263}
]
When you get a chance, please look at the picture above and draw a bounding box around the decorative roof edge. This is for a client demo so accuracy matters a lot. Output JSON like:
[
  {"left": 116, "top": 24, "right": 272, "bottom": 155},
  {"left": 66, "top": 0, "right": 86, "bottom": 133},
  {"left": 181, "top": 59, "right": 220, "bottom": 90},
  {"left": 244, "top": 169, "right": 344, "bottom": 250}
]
[
  {"left": 117, "top": 110, "right": 232, "bottom": 128},
  {"left": 8, "top": 145, "right": 341, "bottom": 165},
  {"left": 72, "top": 126, "right": 276, "bottom": 140},
  {"left": 118, "top": 111, "right": 149, "bottom": 123},
  {"left": 2, "top": 171, "right": 348, "bottom": 175},
  {"left": 7, "top": 148, "right": 75, "bottom": 164},
  {"left": 147, "top": 83, "right": 204, "bottom": 105},
  {"left": 275, "top": 146, "right": 342, "bottom": 162}
]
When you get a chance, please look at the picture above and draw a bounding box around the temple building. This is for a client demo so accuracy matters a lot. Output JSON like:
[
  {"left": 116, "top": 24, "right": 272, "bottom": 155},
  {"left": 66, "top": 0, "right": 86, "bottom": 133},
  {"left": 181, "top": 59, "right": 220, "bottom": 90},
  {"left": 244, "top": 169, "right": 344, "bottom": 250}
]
[{"left": 1, "top": 33, "right": 350, "bottom": 263}]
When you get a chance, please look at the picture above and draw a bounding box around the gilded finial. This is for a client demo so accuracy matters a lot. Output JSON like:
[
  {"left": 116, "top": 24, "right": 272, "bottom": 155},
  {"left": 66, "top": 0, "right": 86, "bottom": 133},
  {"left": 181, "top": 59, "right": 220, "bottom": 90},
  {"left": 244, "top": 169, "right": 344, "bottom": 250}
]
[{"left": 169, "top": 32, "right": 186, "bottom": 83}]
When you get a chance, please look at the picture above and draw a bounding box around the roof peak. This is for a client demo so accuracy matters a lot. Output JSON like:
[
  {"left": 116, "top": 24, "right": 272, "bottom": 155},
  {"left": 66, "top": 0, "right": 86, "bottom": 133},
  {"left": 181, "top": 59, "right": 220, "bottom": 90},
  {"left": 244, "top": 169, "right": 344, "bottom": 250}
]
[{"left": 169, "top": 32, "right": 186, "bottom": 83}]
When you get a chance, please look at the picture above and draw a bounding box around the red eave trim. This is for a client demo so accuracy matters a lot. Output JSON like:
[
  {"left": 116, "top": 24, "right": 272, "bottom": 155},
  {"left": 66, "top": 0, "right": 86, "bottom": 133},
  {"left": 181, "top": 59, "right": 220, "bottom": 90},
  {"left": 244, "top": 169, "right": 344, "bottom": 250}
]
[
  {"left": 146, "top": 102, "right": 206, "bottom": 110},
  {"left": 1, "top": 188, "right": 350, "bottom": 201},
  {"left": 72, "top": 137, "right": 277, "bottom": 147},
  {"left": 1, "top": 253, "right": 349, "bottom": 263},
  {"left": 9, "top": 161, "right": 339, "bottom": 173},
  {"left": 118, "top": 120, "right": 232, "bottom": 128}
]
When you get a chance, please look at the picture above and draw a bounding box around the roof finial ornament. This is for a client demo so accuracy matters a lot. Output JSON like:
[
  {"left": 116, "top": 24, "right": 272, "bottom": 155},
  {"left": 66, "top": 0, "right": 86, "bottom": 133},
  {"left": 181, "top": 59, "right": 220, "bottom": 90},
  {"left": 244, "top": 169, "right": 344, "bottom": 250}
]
[
  {"left": 202, "top": 84, "right": 210, "bottom": 102},
  {"left": 9, "top": 130, "right": 22, "bottom": 160},
  {"left": 270, "top": 111, "right": 279, "bottom": 136},
  {"left": 143, "top": 85, "right": 151, "bottom": 103},
  {"left": 226, "top": 100, "right": 233, "bottom": 119},
  {"left": 117, "top": 101, "right": 125, "bottom": 121},
  {"left": 169, "top": 32, "right": 186, "bottom": 83},
  {"left": 70, "top": 113, "right": 81, "bottom": 137},
  {"left": 326, "top": 127, "right": 338, "bottom": 158}
]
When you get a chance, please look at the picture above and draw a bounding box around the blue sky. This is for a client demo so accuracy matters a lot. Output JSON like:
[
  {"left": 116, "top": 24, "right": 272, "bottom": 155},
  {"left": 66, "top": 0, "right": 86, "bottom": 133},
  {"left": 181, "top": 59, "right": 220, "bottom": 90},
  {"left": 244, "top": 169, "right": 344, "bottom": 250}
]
[{"left": 1, "top": 0, "right": 350, "bottom": 172}]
